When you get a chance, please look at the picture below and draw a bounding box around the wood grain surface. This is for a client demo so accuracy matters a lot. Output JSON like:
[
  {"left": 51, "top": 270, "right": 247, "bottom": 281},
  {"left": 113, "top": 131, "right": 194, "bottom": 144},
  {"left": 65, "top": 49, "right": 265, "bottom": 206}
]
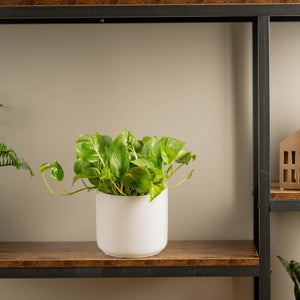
[
  {"left": 271, "top": 181, "right": 300, "bottom": 200},
  {"left": 1, "top": 0, "right": 300, "bottom": 6},
  {"left": 0, "top": 240, "right": 259, "bottom": 268}
]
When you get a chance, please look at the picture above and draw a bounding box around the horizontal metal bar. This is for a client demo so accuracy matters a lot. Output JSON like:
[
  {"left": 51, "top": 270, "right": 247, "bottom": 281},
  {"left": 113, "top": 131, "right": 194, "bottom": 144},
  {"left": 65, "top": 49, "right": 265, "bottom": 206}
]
[
  {"left": 271, "top": 16, "right": 300, "bottom": 21},
  {"left": 0, "top": 16, "right": 255, "bottom": 24},
  {"left": 270, "top": 200, "right": 300, "bottom": 211},
  {"left": 2, "top": 5, "right": 300, "bottom": 20},
  {"left": 0, "top": 266, "right": 260, "bottom": 278}
]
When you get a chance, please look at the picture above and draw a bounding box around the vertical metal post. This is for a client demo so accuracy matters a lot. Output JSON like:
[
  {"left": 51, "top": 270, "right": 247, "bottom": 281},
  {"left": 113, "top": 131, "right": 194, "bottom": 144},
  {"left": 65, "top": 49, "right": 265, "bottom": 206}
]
[
  {"left": 252, "top": 17, "right": 259, "bottom": 300},
  {"left": 253, "top": 15, "right": 271, "bottom": 300}
]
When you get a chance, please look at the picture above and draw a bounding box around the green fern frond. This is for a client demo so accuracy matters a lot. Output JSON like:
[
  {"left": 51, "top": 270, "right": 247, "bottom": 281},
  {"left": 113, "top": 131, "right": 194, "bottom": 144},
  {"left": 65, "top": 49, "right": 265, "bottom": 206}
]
[{"left": 0, "top": 142, "right": 34, "bottom": 176}]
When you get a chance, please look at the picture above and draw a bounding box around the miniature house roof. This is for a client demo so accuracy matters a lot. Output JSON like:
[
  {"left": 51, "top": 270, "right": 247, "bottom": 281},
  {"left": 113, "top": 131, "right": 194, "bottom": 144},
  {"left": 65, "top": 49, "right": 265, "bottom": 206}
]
[{"left": 280, "top": 129, "right": 300, "bottom": 149}]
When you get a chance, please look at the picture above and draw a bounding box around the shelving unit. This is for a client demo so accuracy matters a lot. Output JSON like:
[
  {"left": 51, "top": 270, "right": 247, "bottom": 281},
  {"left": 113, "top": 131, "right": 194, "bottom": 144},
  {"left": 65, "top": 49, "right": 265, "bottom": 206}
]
[{"left": 2, "top": 1, "right": 300, "bottom": 299}]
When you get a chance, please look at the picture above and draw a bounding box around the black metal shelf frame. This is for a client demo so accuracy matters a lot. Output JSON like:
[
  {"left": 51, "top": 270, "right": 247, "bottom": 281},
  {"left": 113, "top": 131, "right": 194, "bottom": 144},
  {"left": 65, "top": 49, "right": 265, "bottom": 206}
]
[
  {"left": 3, "top": 4, "right": 295, "bottom": 300},
  {"left": 0, "top": 266, "right": 260, "bottom": 279},
  {"left": 270, "top": 200, "right": 300, "bottom": 211}
]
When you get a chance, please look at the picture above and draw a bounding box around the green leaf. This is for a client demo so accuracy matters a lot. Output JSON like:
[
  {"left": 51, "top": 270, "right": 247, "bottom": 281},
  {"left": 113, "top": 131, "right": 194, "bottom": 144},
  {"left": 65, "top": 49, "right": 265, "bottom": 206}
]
[
  {"left": 109, "top": 144, "right": 129, "bottom": 179},
  {"left": 50, "top": 160, "right": 64, "bottom": 182},
  {"left": 75, "top": 142, "right": 98, "bottom": 162},
  {"left": 73, "top": 158, "right": 90, "bottom": 174},
  {"left": 72, "top": 167, "right": 100, "bottom": 186},
  {"left": 131, "top": 158, "right": 156, "bottom": 169},
  {"left": 149, "top": 183, "right": 165, "bottom": 202},
  {"left": 103, "top": 135, "right": 113, "bottom": 149},
  {"left": 175, "top": 150, "right": 194, "bottom": 164},
  {"left": 114, "top": 129, "right": 128, "bottom": 148},
  {"left": 100, "top": 167, "right": 111, "bottom": 181},
  {"left": 150, "top": 167, "right": 166, "bottom": 184},
  {"left": 292, "top": 260, "right": 300, "bottom": 281},
  {"left": 121, "top": 167, "right": 151, "bottom": 194},
  {"left": 113, "top": 129, "right": 141, "bottom": 154},
  {"left": 141, "top": 136, "right": 162, "bottom": 158},
  {"left": 76, "top": 134, "right": 95, "bottom": 144},
  {"left": 291, "top": 261, "right": 300, "bottom": 290},
  {"left": 161, "top": 144, "right": 176, "bottom": 164},
  {"left": 185, "top": 169, "right": 195, "bottom": 180},
  {"left": 151, "top": 138, "right": 166, "bottom": 160},
  {"left": 142, "top": 136, "right": 152, "bottom": 144},
  {"left": 165, "top": 137, "right": 185, "bottom": 156},
  {"left": 295, "top": 286, "right": 300, "bottom": 300},
  {"left": 88, "top": 177, "right": 100, "bottom": 187},
  {"left": 94, "top": 132, "right": 113, "bottom": 154},
  {"left": 278, "top": 256, "right": 294, "bottom": 281},
  {"left": 94, "top": 134, "right": 113, "bottom": 154},
  {"left": 127, "top": 130, "right": 142, "bottom": 153},
  {"left": 99, "top": 180, "right": 113, "bottom": 195},
  {"left": 40, "top": 162, "right": 52, "bottom": 173}
]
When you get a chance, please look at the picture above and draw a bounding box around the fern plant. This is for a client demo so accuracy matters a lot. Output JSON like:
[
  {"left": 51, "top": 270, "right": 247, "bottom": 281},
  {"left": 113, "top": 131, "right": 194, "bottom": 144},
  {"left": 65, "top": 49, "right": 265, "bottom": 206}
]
[
  {"left": 0, "top": 104, "right": 34, "bottom": 176},
  {"left": 0, "top": 142, "right": 34, "bottom": 176}
]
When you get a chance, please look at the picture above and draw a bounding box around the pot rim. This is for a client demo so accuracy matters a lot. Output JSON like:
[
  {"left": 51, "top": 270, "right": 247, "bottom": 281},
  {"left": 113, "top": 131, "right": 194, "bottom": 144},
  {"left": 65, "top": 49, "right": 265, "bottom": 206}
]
[{"left": 95, "top": 187, "right": 168, "bottom": 199}]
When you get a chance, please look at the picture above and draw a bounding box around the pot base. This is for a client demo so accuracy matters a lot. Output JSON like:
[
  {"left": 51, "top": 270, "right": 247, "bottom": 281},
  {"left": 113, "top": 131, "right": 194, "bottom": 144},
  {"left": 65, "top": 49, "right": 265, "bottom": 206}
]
[{"left": 103, "top": 248, "right": 164, "bottom": 258}]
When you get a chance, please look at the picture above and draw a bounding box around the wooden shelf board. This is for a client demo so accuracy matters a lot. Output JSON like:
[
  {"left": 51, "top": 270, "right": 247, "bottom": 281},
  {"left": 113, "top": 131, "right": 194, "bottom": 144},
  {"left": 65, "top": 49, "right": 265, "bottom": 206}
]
[
  {"left": 271, "top": 181, "right": 300, "bottom": 200},
  {"left": 0, "top": 240, "right": 259, "bottom": 269},
  {"left": 2, "top": 0, "right": 300, "bottom": 6}
]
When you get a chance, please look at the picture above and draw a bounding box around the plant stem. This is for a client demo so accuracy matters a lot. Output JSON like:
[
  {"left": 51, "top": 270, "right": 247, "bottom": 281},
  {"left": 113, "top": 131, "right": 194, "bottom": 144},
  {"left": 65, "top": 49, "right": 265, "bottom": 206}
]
[
  {"left": 166, "top": 164, "right": 172, "bottom": 175},
  {"left": 173, "top": 163, "right": 184, "bottom": 174},
  {"left": 58, "top": 182, "right": 70, "bottom": 194},
  {"left": 42, "top": 172, "right": 96, "bottom": 196},
  {"left": 81, "top": 179, "right": 89, "bottom": 189},
  {"left": 110, "top": 178, "right": 126, "bottom": 196},
  {"left": 165, "top": 163, "right": 185, "bottom": 184},
  {"left": 167, "top": 169, "right": 195, "bottom": 189}
]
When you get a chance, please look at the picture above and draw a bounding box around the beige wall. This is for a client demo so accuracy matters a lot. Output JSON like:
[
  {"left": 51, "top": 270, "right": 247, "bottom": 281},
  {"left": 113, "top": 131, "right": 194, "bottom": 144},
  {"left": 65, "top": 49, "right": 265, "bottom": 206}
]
[{"left": 0, "top": 21, "right": 296, "bottom": 299}]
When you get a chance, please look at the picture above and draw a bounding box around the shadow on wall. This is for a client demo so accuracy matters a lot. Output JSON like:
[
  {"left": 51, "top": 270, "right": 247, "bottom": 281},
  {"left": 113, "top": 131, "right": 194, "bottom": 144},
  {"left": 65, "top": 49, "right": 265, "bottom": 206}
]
[{"left": 0, "top": 277, "right": 252, "bottom": 300}]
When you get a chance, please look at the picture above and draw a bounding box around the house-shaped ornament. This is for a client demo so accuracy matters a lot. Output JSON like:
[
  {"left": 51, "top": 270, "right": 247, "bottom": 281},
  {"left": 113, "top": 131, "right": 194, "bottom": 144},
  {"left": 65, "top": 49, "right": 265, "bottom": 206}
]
[{"left": 280, "top": 129, "right": 300, "bottom": 189}]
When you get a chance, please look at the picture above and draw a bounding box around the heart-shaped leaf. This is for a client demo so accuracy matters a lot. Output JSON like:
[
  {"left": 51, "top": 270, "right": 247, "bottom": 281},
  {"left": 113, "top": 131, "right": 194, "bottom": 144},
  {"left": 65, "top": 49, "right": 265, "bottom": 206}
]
[
  {"left": 121, "top": 167, "right": 151, "bottom": 194},
  {"left": 150, "top": 183, "right": 165, "bottom": 202},
  {"left": 50, "top": 160, "right": 64, "bottom": 181},
  {"left": 109, "top": 144, "right": 129, "bottom": 179}
]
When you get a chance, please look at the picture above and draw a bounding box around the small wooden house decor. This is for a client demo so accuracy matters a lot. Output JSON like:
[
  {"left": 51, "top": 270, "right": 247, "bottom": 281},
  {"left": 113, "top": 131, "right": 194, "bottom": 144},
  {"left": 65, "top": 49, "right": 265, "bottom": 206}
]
[{"left": 280, "top": 129, "right": 300, "bottom": 190}]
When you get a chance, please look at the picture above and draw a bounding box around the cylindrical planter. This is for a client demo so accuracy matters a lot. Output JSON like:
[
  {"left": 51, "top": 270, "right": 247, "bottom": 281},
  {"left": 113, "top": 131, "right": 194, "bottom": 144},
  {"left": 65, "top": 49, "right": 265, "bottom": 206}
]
[{"left": 96, "top": 188, "right": 168, "bottom": 258}]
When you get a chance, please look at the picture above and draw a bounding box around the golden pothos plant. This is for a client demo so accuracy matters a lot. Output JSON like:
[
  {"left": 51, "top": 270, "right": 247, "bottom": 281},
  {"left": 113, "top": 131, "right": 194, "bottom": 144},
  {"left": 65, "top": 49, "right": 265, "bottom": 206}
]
[{"left": 41, "top": 129, "right": 196, "bottom": 201}]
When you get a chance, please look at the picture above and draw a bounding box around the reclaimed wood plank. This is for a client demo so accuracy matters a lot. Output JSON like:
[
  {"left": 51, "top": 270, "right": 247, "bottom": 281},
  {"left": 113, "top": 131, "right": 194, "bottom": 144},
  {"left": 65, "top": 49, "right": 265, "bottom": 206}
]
[
  {"left": 0, "top": 240, "right": 259, "bottom": 268},
  {"left": 271, "top": 181, "right": 300, "bottom": 200}
]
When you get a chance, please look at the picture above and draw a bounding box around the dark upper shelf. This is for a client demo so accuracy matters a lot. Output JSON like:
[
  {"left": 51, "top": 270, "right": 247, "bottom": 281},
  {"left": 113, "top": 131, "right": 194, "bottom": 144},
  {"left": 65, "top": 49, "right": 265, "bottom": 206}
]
[
  {"left": 2, "top": 0, "right": 300, "bottom": 6},
  {"left": 2, "top": 1, "right": 300, "bottom": 20}
]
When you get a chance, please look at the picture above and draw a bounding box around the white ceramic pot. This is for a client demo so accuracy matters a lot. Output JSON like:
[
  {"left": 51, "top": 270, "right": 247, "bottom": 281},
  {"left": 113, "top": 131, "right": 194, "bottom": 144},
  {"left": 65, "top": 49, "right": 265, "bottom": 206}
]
[{"left": 96, "top": 188, "right": 168, "bottom": 258}]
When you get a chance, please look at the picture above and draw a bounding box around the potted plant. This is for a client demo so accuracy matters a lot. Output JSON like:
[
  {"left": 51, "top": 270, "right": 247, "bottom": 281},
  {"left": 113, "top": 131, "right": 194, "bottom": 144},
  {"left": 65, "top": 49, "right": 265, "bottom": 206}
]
[
  {"left": 40, "top": 129, "right": 196, "bottom": 258},
  {"left": 278, "top": 256, "right": 300, "bottom": 300},
  {"left": 0, "top": 104, "right": 34, "bottom": 176}
]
